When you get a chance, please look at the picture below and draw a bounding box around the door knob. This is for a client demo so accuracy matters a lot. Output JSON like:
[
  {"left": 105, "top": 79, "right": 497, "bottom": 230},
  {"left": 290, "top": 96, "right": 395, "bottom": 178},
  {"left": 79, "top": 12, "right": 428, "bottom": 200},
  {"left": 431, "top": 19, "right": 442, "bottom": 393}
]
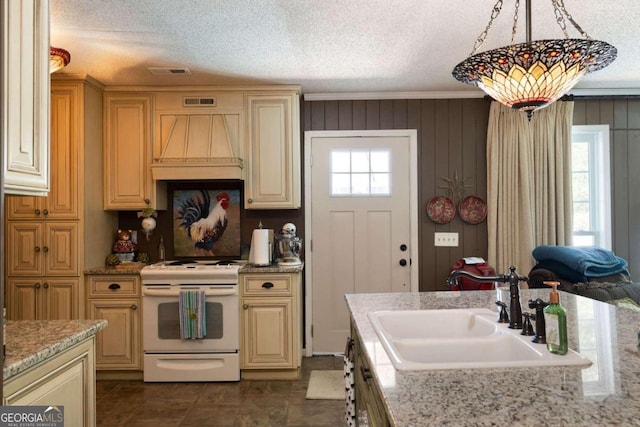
[
  {"left": 35, "top": 283, "right": 41, "bottom": 289},
  {"left": 35, "top": 246, "right": 41, "bottom": 253},
  {"left": 43, "top": 209, "right": 49, "bottom": 216},
  {"left": 43, "top": 282, "right": 49, "bottom": 288},
  {"left": 243, "top": 304, "right": 249, "bottom": 309},
  {"left": 399, "top": 259, "right": 407, "bottom": 267},
  {"left": 43, "top": 246, "right": 49, "bottom": 253},
  {"left": 35, "top": 209, "right": 41, "bottom": 216},
  {"left": 131, "top": 305, "right": 137, "bottom": 310},
  {"left": 400, "top": 244, "right": 407, "bottom": 251}
]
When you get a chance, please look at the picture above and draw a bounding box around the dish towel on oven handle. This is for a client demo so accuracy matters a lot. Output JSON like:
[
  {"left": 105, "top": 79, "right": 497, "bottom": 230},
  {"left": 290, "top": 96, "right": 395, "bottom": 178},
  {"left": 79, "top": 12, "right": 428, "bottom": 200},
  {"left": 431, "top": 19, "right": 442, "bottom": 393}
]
[{"left": 179, "top": 289, "right": 207, "bottom": 339}]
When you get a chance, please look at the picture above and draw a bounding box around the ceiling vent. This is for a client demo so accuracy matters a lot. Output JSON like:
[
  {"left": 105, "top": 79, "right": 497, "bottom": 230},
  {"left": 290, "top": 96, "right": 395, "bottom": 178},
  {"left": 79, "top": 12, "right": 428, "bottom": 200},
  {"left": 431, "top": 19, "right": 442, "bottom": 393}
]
[
  {"left": 147, "top": 67, "right": 192, "bottom": 75},
  {"left": 183, "top": 97, "right": 216, "bottom": 107}
]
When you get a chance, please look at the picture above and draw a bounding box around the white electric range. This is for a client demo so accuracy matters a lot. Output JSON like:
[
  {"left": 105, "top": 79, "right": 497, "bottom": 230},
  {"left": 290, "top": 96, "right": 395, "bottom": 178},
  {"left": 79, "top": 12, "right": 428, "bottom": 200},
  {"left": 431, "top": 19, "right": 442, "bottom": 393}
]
[{"left": 140, "top": 260, "right": 244, "bottom": 382}]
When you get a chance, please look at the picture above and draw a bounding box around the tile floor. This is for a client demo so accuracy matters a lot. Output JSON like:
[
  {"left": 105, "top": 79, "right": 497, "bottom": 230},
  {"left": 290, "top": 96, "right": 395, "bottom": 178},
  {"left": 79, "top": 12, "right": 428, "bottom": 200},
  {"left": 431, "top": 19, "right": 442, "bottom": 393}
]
[{"left": 96, "top": 356, "right": 346, "bottom": 426}]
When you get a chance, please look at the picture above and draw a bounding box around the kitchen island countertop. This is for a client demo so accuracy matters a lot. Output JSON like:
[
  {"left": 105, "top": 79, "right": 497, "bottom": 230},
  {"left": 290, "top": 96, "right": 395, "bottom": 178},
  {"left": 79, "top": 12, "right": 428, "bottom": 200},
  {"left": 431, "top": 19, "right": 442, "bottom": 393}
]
[
  {"left": 346, "top": 290, "right": 640, "bottom": 426},
  {"left": 3, "top": 319, "right": 108, "bottom": 381}
]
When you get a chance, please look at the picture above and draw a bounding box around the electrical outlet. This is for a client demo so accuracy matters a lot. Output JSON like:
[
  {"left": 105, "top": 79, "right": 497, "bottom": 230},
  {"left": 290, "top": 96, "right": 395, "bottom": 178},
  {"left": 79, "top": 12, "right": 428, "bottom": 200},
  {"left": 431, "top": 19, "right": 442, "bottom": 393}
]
[{"left": 434, "top": 232, "right": 459, "bottom": 247}]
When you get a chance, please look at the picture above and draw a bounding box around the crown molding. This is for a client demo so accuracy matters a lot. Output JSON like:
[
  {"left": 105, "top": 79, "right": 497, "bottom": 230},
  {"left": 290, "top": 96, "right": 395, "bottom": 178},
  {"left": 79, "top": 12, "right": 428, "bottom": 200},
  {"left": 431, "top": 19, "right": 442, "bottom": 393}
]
[{"left": 303, "top": 88, "right": 640, "bottom": 101}]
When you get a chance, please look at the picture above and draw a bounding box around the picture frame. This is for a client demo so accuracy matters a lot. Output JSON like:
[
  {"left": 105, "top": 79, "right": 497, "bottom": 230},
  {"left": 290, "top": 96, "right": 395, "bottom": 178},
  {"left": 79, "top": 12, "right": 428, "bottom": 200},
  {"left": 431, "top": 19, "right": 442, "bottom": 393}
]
[{"left": 169, "top": 180, "right": 242, "bottom": 259}]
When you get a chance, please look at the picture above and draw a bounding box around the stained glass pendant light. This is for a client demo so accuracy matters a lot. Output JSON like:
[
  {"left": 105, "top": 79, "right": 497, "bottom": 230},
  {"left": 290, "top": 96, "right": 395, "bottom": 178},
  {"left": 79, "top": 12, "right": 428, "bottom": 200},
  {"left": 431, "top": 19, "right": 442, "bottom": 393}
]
[
  {"left": 50, "top": 47, "right": 71, "bottom": 73},
  {"left": 452, "top": 0, "right": 616, "bottom": 119}
]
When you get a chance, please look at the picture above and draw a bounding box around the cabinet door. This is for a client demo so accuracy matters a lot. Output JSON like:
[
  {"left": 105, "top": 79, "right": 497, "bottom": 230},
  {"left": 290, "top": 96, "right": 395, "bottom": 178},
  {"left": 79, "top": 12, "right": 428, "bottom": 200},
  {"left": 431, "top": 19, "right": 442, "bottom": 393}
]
[
  {"left": 47, "top": 84, "right": 80, "bottom": 219},
  {"left": 2, "top": 0, "right": 50, "bottom": 196},
  {"left": 7, "top": 222, "right": 43, "bottom": 276},
  {"left": 104, "top": 94, "right": 154, "bottom": 210},
  {"left": 245, "top": 93, "right": 301, "bottom": 209},
  {"left": 43, "top": 221, "right": 79, "bottom": 276},
  {"left": 241, "top": 297, "right": 294, "bottom": 368},
  {"left": 88, "top": 299, "right": 140, "bottom": 369},
  {"left": 6, "top": 278, "right": 43, "bottom": 320},
  {"left": 44, "top": 278, "right": 80, "bottom": 320}
]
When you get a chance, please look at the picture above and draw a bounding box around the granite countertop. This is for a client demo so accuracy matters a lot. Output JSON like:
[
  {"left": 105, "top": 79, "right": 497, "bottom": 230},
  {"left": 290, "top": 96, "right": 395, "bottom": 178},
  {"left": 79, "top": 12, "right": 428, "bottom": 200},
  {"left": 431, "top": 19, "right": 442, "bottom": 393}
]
[
  {"left": 346, "top": 290, "right": 640, "bottom": 426},
  {"left": 84, "top": 262, "right": 146, "bottom": 275},
  {"left": 3, "top": 319, "right": 108, "bottom": 381},
  {"left": 240, "top": 262, "right": 304, "bottom": 274}
]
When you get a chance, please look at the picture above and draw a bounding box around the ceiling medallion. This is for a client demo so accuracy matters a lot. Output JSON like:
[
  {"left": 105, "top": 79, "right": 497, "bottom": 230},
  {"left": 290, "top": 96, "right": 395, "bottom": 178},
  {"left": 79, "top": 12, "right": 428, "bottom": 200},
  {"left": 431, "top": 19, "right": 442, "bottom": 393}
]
[{"left": 452, "top": 0, "right": 616, "bottom": 120}]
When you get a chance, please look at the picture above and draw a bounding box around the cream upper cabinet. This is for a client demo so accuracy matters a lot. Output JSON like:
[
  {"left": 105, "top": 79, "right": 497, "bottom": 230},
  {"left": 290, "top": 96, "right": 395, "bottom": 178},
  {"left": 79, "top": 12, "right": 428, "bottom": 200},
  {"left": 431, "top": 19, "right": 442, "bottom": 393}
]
[
  {"left": 103, "top": 93, "right": 165, "bottom": 210},
  {"left": 1, "top": 0, "right": 51, "bottom": 196},
  {"left": 244, "top": 92, "right": 301, "bottom": 209}
]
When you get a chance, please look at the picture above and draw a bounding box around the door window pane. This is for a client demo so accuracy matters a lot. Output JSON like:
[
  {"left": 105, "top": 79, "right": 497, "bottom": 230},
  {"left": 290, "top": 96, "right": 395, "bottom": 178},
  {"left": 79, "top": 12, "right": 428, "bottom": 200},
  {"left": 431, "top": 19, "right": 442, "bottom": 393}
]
[{"left": 330, "top": 149, "right": 391, "bottom": 196}]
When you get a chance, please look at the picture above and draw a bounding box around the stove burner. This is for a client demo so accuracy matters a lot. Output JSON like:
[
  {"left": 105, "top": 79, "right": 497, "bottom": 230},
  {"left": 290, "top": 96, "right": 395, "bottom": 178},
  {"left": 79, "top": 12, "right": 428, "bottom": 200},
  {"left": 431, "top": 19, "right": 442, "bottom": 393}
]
[
  {"left": 214, "top": 260, "right": 240, "bottom": 265},
  {"left": 167, "top": 260, "right": 196, "bottom": 266}
]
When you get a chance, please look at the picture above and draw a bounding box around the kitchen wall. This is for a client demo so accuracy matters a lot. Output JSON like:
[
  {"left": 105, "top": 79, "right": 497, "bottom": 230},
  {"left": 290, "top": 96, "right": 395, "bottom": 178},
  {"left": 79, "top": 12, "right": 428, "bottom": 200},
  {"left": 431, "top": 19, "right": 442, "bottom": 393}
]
[
  {"left": 115, "top": 96, "right": 640, "bottom": 290},
  {"left": 303, "top": 99, "right": 490, "bottom": 291}
]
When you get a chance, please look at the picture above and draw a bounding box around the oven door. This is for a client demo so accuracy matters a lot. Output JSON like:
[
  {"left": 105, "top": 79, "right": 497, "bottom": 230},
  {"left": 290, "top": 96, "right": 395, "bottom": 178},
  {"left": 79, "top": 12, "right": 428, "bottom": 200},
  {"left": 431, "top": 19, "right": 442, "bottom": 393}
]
[{"left": 142, "top": 285, "right": 239, "bottom": 353}]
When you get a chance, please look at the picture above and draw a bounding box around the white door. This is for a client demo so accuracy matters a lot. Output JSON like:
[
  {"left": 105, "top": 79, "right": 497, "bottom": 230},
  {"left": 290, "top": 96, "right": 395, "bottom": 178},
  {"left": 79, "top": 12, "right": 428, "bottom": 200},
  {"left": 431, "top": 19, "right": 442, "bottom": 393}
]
[{"left": 304, "top": 130, "right": 418, "bottom": 354}]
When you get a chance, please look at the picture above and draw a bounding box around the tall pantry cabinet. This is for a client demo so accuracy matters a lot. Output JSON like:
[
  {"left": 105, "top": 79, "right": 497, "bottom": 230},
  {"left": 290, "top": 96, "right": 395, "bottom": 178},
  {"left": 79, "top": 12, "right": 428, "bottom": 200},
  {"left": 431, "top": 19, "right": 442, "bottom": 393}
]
[{"left": 5, "top": 75, "right": 117, "bottom": 321}]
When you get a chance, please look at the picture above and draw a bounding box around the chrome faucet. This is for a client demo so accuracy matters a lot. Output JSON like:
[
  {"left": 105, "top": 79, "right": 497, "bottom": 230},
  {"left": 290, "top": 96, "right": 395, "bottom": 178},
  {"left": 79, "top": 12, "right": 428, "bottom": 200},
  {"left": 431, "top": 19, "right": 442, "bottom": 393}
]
[{"left": 446, "top": 266, "right": 528, "bottom": 329}]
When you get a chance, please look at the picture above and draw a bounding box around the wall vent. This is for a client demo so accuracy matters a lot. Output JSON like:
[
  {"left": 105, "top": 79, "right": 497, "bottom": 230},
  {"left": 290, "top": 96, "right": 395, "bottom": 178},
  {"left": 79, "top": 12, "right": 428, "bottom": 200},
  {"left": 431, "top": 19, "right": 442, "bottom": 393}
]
[
  {"left": 147, "top": 67, "right": 192, "bottom": 75},
  {"left": 183, "top": 97, "right": 217, "bottom": 107}
]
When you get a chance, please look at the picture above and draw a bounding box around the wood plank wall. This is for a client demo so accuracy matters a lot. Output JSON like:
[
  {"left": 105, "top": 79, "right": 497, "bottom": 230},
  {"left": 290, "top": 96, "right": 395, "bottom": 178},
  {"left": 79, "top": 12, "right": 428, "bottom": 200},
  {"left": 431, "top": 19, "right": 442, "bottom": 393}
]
[
  {"left": 303, "top": 99, "right": 490, "bottom": 291},
  {"left": 574, "top": 98, "right": 640, "bottom": 279}
]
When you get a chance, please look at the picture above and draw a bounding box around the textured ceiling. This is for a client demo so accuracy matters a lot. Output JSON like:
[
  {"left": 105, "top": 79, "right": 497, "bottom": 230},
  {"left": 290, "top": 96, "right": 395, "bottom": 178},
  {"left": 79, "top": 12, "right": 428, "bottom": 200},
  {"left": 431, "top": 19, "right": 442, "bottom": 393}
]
[{"left": 50, "top": 0, "right": 640, "bottom": 96}]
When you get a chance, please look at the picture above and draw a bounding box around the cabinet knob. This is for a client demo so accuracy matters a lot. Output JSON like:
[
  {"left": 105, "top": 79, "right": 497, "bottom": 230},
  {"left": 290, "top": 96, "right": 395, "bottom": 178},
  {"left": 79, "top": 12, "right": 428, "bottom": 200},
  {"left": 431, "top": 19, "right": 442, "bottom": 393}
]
[
  {"left": 35, "top": 283, "right": 41, "bottom": 289},
  {"left": 108, "top": 283, "right": 121, "bottom": 290},
  {"left": 43, "top": 282, "right": 49, "bottom": 289},
  {"left": 35, "top": 246, "right": 41, "bottom": 253},
  {"left": 248, "top": 198, "right": 253, "bottom": 204},
  {"left": 131, "top": 305, "right": 137, "bottom": 310},
  {"left": 262, "top": 282, "right": 274, "bottom": 289},
  {"left": 243, "top": 304, "right": 249, "bottom": 310},
  {"left": 43, "top": 246, "right": 49, "bottom": 253},
  {"left": 399, "top": 259, "right": 407, "bottom": 267},
  {"left": 42, "top": 209, "right": 48, "bottom": 216},
  {"left": 35, "top": 209, "right": 41, "bottom": 216}
]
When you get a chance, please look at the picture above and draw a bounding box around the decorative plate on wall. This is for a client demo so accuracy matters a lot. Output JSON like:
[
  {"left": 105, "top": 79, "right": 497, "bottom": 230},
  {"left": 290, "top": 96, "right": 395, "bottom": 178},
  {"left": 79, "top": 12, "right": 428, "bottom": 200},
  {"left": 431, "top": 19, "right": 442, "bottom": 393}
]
[
  {"left": 426, "top": 196, "right": 456, "bottom": 224},
  {"left": 458, "top": 195, "right": 487, "bottom": 224}
]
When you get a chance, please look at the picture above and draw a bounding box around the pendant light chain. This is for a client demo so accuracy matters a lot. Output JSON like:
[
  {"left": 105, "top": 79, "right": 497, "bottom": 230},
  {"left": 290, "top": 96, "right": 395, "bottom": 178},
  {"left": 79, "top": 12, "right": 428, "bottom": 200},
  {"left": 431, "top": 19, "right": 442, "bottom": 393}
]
[
  {"left": 470, "top": 0, "right": 504, "bottom": 56},
  {"left": 553, "top": 0, "right": 592, "bottom": 40},
  {"left": 511, "top": 0, "right": 520, "bottom": 44}
]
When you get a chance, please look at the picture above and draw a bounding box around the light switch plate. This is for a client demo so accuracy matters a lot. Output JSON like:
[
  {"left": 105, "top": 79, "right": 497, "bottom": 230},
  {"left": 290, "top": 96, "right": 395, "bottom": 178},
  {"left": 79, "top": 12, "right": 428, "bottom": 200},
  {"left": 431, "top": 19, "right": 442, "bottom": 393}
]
[{"left": 434, "top": 232, "right": 459, "bottom": 247}]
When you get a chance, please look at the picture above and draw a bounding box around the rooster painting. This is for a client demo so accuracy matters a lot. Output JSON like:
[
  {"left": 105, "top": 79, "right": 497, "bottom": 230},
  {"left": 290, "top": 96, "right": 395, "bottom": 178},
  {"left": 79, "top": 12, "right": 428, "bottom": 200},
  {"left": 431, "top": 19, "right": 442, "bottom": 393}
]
[{"left": 175, "top": 190, "right": 232, "bottom": 255}]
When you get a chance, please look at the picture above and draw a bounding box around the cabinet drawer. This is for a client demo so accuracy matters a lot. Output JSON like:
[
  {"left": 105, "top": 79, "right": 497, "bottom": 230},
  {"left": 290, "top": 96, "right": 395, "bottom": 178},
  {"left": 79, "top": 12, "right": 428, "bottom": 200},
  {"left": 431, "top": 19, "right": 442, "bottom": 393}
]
[
  {"left": 88, "top": 276, "right": 139, "bottom": 297},
  {"left": 241, "top": 274, "right": 292, "bottom": 296}
]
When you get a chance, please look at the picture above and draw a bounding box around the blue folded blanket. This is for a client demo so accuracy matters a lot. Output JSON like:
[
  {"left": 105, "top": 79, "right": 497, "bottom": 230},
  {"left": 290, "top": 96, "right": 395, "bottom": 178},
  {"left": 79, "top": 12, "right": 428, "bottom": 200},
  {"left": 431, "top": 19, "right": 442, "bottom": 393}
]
[
  {"left": 179, "top": 290, "right": 207, "bottom": 339},
  {"left": 532, "top": 246, "right": 628, "bottom": 278}
]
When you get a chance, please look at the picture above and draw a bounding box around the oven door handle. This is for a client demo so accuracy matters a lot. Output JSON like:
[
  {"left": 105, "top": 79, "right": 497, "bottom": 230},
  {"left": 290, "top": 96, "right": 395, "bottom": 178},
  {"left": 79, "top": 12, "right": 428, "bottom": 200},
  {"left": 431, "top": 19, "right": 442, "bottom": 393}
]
[{"left": 142, "top": 288, "right": 237, "bottom": 297}]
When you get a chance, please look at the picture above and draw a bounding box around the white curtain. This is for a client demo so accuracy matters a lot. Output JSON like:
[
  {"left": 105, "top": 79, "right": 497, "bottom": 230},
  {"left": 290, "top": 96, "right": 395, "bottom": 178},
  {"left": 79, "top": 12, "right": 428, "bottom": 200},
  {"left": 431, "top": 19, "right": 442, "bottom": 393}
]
[{"left": 487, "top": 101, "right": 574, "bottom": 276}]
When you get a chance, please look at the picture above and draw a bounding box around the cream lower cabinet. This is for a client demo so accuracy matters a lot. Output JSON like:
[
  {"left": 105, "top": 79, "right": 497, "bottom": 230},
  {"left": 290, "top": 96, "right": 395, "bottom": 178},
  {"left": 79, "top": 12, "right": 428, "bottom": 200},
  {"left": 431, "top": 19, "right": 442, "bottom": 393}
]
[
  {"left": 4, "top": 337, "right": 96, "bottom": 427},
  {"left": 86, "top": 275, "right": 142, "bottom": 373},
  {"left": 6, "top": 277, "right": 79, "bottom": 320},
  {"left": 240, "top": 271, "right": 302, "bottom": 379}
]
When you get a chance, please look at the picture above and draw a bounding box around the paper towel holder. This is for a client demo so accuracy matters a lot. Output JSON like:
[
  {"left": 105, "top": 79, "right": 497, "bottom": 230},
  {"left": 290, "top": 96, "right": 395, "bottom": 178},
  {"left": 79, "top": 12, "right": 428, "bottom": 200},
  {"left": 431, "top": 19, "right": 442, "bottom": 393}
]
[{"left": 249, "top": 223, "right": 273, "bottom": 266}]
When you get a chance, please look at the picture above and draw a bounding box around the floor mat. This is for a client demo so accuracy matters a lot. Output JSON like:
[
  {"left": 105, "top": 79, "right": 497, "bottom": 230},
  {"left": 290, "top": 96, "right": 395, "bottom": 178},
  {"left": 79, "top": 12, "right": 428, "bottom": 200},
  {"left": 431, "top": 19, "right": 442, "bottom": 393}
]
[{"left": 305, "top": 370, "right": 345, "bottom": 400}]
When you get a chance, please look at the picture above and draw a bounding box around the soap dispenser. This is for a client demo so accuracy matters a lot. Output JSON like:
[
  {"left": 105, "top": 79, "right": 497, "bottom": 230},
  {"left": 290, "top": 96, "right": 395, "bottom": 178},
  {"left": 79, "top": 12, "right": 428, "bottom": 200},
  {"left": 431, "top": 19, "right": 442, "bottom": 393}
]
[{"left": 543, "top": 281, "right": 568, "bottom": 355}]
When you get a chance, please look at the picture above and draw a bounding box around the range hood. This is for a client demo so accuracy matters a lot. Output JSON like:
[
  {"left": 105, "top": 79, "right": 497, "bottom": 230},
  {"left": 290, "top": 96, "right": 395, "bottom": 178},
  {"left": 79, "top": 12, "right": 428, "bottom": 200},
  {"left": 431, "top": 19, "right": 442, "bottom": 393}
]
[{"left": 151, "top": 111, "right": 244, "bottom": 181}]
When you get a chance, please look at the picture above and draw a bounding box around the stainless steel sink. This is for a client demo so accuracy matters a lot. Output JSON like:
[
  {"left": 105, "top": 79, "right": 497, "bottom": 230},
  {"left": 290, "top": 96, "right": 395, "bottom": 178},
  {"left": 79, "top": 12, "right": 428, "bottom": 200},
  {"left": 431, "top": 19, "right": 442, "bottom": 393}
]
[{"left": 368, "top": 308, "right": 592, "bottom": 371}]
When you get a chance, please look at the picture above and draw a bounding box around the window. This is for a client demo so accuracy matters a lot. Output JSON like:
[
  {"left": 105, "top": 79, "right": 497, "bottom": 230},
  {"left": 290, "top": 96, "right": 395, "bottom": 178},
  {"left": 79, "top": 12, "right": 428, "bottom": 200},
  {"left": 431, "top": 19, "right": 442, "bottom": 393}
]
[
  {"left": 330, "top": 149, "right": 390, "bottom": 196},
  {"left": 571, "top": 125, "right": 611, "bottom": 249}
]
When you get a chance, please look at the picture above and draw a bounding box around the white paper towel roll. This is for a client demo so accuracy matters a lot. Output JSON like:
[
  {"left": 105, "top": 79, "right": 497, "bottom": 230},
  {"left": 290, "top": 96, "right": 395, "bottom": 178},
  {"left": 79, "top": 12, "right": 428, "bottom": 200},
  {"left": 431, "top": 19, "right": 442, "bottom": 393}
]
[{"left": 250, "top": 229, "right": 271, "bottom": 266}]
